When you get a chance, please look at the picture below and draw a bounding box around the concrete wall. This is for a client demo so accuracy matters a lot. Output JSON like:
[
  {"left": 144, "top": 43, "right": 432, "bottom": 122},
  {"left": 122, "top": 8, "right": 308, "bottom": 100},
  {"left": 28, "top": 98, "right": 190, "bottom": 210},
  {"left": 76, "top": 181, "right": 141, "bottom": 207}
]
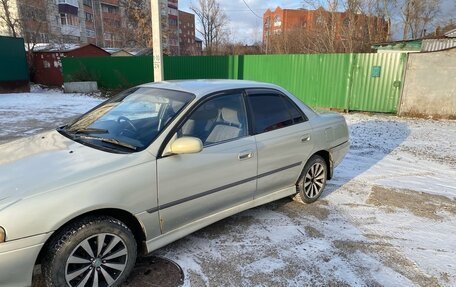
[
  {"left": 64, "top": 81, "right": 98, "bottom": 93},
  {"left": 399, "top": 48, "right": 456, "bottom": 119}
]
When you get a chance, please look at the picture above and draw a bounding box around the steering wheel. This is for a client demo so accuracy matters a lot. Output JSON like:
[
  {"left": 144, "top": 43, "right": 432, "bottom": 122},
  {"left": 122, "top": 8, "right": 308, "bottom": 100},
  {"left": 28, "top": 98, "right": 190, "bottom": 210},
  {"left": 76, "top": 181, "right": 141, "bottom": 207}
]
[{"left": 117, "top": 116, "right": 138, "bottom": 136}]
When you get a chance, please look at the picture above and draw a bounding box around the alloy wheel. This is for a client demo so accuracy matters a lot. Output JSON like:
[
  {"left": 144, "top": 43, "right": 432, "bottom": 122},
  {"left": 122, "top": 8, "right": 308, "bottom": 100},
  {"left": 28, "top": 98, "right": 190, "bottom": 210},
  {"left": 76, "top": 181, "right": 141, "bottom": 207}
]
[
  {"left": 65, "top": 233, "right": 128, "bottom": 287},
  {"left": 303, "top": 162, "right": 325, "bottom": 198}
]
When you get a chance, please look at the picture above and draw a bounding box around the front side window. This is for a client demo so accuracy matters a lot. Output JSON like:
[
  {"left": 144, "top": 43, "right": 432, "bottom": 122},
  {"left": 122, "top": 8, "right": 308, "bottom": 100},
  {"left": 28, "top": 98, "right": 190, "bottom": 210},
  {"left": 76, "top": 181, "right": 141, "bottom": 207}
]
[
  {"left": 248, "top": 93, "right": 305, "bottom": 134},
  {"left": 177, "top": 93, "right": 248, "bottom": 146},
  {"left": 60, "top": 88, "right": 194, "bottom": 152}
]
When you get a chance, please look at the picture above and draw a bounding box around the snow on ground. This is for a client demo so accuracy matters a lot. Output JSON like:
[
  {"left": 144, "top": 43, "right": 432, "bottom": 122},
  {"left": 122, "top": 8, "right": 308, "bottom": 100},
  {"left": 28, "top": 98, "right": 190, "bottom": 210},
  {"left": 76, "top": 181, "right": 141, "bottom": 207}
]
[
  {"left": 156, "top": 114, "right": 456, "bottom": 287},
  {"left": 1, "top": 88, "right": 455, "bottom": 286},
  {"left": 0, "top": 85, "right": 103, "bottom": 142}
]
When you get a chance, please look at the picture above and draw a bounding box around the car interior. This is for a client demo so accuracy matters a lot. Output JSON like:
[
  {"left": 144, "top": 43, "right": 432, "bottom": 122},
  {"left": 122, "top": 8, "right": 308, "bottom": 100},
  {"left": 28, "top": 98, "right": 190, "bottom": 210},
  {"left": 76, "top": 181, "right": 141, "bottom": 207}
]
[{"left": 178, "top": 96, "right": 247, "bottom": 146}]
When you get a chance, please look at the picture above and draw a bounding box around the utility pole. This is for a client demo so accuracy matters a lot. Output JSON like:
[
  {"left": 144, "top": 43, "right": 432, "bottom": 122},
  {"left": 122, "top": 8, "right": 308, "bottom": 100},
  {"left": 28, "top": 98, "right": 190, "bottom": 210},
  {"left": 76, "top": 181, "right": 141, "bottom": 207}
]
[{"left": 151, "top": 0, "right": 164, "bottom": 82}]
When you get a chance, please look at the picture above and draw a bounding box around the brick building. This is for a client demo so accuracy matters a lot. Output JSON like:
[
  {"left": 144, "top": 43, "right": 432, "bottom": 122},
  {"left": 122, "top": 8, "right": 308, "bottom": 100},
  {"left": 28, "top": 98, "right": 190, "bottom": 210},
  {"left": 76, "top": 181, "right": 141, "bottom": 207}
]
[
  {"left": 167, "top": 0, "right": 179, "bottom": 55},
  {"left": 178, "top": 10, "right": 200, "bottom": 55},
  {"left": 263, "top": 6, "right": 390, "bottom": 51}
]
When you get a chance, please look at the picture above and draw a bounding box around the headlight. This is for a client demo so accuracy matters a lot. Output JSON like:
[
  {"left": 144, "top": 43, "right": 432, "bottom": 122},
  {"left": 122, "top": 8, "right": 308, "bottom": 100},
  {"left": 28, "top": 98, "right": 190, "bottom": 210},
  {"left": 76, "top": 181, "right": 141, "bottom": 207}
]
[{"left": 0, "top": 226, "right": 5, "bottom": 242}]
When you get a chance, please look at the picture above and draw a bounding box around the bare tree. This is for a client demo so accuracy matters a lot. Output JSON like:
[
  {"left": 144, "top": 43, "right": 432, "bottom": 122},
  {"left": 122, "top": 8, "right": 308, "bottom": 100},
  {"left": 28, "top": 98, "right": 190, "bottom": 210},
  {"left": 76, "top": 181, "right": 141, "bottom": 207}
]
[
  {"left": 119, "top": 0, "right": 152, "bottom": 47},
  {"left": 0, "top": 0, "right": 19, "bottom": 37},
  {"left": 190, "top": 0, "right": 228, "bottom": 55},
  {"left": 398, "top": 0, "right": 441, "bottom": 39},
  {"left": 119, "top": 0, "right": 171, "bottom": 55}
]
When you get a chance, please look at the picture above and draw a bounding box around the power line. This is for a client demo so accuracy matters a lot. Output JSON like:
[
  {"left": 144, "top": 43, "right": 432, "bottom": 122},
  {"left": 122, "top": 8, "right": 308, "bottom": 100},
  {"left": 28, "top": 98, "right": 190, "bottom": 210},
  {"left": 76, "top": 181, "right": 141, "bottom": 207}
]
[{"left": 240, "top": 0, "right": 263, "bottom": 19}]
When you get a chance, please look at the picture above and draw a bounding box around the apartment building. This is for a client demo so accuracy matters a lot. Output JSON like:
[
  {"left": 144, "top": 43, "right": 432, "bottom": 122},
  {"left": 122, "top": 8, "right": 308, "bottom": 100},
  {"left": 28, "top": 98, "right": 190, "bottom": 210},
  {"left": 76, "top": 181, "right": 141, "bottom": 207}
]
[
  {"left": 1, "top": 0, "right": 200, "bottom": 54},
  {"left": 51, "top": 0, "right": 124, "bottom": 47},
  {"left": 178, "top": 10, "right": 199, "bottom": 55},
  {"left": 0, "top": 0, "right": 123, "bottom": 46},
  {"left": 167, "top": 0, "right": 179, "bottom": 55},
  {"left": 83, "top": 0, "right": 123, "bottom": 47},
  {"left": 263, "top": 6, "right": 390, "bottom": 46},
  {"left": 0, "top": 0, "right": 51, "bottom": 43}
]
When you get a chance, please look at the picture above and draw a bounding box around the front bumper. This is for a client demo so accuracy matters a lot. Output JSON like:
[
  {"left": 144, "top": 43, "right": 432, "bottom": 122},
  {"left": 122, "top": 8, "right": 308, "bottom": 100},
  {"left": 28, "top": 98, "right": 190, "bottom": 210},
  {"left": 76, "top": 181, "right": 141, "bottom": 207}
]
[{"left": 0, "top": 233, "right": 49, "bottom": 287}]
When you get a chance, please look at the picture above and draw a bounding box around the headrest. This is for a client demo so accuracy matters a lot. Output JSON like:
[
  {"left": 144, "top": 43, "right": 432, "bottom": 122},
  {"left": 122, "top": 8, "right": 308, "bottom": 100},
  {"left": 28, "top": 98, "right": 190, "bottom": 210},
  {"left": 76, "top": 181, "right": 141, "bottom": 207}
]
[{"left": 221, "top": 107, "right": 239, "bottom": 124}]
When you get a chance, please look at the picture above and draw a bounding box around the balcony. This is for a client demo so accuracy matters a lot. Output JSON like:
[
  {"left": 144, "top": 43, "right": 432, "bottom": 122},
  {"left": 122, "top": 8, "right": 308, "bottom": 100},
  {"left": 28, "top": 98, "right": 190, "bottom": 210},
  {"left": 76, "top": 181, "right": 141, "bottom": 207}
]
[
  {"left": 58, "top": 0, "right": 79, "bottom": 7},
  {"left": 61, "top": 24, "right": 81, "bottom": 37}
]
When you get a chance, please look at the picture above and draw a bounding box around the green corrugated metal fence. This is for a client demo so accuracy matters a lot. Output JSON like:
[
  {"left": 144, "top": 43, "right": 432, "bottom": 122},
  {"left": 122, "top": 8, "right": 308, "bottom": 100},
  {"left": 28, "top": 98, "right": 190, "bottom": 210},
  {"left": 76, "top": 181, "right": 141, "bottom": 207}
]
[
  {"left": 62, "top": 53, "right": 406, "bottom": 113},
  {"left": 0, "top": 36, "right": 29, "bottom": 81},
  {"left": 63, "top": 56, "right": 153, "bottom": 89},
  {"left": 241, "top": 54, "right": 352, "bottom": 110},
  {"left": 350, "top": 53, "right": 406, "bottom": 113},
  {"left": 165, "top": 56, "right": 240, "bottom": 80}
]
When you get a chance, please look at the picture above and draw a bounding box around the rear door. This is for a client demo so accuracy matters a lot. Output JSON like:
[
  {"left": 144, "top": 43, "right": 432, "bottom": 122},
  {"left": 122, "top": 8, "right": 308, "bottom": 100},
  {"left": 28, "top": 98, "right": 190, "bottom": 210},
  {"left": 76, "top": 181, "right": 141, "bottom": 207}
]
[
  {"left": 246, "top": 89, "right": 314, "bottom": 199},
  {"left": 156, "top": 91, "right": 257, "bottom": 233}
]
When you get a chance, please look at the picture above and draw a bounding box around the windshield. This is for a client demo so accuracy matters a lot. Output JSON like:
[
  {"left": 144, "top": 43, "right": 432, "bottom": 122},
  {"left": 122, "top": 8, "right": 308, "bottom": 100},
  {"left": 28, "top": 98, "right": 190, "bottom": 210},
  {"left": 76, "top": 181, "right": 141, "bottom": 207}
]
[{"left": 60, "top": 87, "right": 194, "bottom": 153}]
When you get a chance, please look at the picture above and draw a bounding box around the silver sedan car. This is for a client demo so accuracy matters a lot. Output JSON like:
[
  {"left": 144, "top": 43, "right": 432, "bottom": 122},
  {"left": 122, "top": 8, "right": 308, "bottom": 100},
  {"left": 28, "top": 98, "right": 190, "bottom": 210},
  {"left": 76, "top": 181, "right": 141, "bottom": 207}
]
[{"left": 0, "top": 80, "right": 349, "bottom": 286}]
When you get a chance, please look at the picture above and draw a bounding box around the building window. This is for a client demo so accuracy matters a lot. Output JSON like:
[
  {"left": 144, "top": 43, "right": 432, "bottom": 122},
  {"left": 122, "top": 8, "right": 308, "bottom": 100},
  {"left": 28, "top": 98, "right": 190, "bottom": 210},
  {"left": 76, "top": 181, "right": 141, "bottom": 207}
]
[
  {"left": 60, "top": 13, "right": 67, "bottom": 25},
  {"left": 104, "top": 32, "right": 113, "bottom": 40},
  {"left": 105, "top": 18, "right": 121, "bottom": 28},
  {"left": 169, "top": 18, "right": 177, "bottom": 26},
  {"left": 264, "top": 17, "right": 270, "bottom": 28},
  {"left": 316, "top": 14, "right": 324, "bottom": 26},
  {"left": 39, "top": 32, "right": 48, "bottom": 42},
  {"left": 86, "top": 29, "right": 96, "bottom": 38},
  {"left": 101, "top": 3, "right": 119, "bottom": 13},
  {"left": 60, "top": 13, "right": 79, "bottom": 26},
  {"left": 168, "top": 7, "right": 178, "bottom": 16},
  {"left": 83, "top": 0, "right": 92, "bottom": 7},
  {"left": 273, "top": 15, "right": 281, "bottom": 27},
  {"left": 85, "top": 12, "right": 93, "bottom": 22}
]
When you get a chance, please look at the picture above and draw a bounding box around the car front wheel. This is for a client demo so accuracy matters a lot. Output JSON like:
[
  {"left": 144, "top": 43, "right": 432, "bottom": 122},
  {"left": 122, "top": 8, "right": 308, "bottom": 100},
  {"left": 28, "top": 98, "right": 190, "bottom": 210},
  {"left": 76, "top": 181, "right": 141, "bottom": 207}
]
[
  {"left": 294, "top": 155, "right": 327, "bottom": 204},
  {"left": 42, "top": 216, "right": 137, "bottom": 287}
]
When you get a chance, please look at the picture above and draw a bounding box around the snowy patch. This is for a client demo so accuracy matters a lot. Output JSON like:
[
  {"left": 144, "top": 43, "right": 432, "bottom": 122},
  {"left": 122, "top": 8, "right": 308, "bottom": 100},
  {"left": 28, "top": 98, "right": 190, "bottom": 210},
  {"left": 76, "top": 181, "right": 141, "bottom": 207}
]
[
  {"left": 0, "top": 86, "right": 103, "bottom": 142},
  {"left": 0, "top": 89, "right": 455, "bottom": 286}
]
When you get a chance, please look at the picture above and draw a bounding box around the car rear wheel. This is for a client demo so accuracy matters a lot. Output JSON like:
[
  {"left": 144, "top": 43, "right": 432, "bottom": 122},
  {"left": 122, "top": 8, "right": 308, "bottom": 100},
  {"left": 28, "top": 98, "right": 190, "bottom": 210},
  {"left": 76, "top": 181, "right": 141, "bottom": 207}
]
[
  {"left": 294, "top": 155, "right": 327, "bottom": 204},
  {"left": 42, "top": 216, "right": 137, "bottom": 287}
]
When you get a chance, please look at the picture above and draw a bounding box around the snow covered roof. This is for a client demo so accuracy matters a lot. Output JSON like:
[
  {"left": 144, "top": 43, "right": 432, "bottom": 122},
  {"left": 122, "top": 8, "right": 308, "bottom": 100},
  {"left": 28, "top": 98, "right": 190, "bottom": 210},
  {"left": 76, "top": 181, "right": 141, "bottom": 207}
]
[
  {"left": 28, "top": 43, "right": 107, "bottom": 53},
  {"left": 29, "top": 43, "right": 82, "bottom": 52},
  {"left": 102, "top": 47, "right": 152, "bottom": 56},
  {"left": 445, "top": 28, "right": 456, "bottom": 38}
]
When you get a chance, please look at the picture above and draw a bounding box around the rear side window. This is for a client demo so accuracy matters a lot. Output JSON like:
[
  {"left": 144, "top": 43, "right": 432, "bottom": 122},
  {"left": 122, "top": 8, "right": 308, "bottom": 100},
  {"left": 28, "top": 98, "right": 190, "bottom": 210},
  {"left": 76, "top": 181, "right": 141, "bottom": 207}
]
[
  {"left": 283, "top": 97, "right": 305, "bottom": 124},
  {"left": 248, "top": 93, "right": 305, "bottom": 134}
]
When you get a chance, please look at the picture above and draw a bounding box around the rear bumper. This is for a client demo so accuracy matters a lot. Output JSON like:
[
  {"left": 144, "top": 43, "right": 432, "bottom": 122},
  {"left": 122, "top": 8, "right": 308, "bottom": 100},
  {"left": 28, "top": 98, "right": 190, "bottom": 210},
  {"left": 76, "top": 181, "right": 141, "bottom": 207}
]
[
  {"left": 0, "top": 233, "right": 49, "bottom": 287},
  {"left": 330, "top": 140, "right": 349, "bottom": 169}
]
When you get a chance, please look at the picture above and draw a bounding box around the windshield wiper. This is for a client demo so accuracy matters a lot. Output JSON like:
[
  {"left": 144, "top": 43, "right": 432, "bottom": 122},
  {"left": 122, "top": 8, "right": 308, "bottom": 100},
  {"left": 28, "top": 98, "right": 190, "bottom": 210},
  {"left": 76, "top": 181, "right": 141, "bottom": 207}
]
[
  {"left": 71, "top": 128, "right": 109, "bottom": 134},
  {"left": 74, "top": 135, "right": 137, "bottom": 151}
]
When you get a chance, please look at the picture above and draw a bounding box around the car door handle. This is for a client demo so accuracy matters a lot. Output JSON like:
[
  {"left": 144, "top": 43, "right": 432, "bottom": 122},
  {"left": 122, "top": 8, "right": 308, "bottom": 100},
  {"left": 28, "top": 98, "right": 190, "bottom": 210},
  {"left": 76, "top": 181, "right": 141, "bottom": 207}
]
[
  {"left": 301, "top": 134, "right": 311, "bottom": 142},
  {"left": 238, "top": 151, "right": 254, "bottom": 160}
]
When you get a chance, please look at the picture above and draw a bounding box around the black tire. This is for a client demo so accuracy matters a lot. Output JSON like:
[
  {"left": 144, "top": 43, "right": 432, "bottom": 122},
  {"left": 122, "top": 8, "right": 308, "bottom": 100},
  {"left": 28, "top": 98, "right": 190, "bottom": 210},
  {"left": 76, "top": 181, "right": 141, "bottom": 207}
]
[
  {"left": 42, "top": 216, "right": 137, "bottom": 287},
  {"left": 294, "top": 155, "right": 328, "bottom": 204}
]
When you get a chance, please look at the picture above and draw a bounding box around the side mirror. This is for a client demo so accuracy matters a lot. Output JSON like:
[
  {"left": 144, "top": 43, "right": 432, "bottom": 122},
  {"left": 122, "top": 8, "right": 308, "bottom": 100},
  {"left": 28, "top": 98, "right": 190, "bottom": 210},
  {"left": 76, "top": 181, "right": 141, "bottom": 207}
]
[{"left": 170, "top": 137, "right": 203, "bottom": 154}]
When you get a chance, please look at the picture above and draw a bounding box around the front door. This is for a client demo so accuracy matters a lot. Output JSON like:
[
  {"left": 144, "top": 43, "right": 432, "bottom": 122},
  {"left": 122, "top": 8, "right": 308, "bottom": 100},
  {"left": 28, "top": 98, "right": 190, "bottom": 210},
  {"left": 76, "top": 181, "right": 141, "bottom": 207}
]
[{"left": 157, "top": 91, "right": 257, "bottom": 233}]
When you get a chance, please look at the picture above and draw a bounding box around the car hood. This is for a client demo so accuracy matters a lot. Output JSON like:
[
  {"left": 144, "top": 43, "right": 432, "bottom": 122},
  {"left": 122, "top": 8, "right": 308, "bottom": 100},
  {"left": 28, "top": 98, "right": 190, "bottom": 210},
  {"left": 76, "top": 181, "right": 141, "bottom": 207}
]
[{"left": 0, "top": 130, "right": 151, "bottom": 209}]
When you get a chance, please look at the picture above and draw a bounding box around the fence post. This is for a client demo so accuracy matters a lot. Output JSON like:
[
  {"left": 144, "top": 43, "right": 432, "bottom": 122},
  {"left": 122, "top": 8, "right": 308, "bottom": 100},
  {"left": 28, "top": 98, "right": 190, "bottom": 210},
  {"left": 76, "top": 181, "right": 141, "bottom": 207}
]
[
  {"left": 237, "top": 55, "right": 244, "bottom": 80},
  {"left": 345, "top": 53, "right": 356, "bottom": 112}
]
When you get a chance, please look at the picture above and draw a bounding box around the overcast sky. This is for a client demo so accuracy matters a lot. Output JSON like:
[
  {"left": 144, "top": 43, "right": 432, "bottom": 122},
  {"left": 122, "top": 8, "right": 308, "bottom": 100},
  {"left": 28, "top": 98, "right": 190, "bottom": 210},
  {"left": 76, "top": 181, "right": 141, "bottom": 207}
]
[{"left": 179, "top": 0, "right": 456, "bottom": 44}]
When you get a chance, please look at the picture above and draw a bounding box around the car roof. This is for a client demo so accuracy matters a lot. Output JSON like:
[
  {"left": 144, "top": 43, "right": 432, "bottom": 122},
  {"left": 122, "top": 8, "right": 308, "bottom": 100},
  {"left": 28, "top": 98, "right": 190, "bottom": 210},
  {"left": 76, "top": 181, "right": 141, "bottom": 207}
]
[{"left": 139, "top": 79, "right": 283, "bottom": 98}]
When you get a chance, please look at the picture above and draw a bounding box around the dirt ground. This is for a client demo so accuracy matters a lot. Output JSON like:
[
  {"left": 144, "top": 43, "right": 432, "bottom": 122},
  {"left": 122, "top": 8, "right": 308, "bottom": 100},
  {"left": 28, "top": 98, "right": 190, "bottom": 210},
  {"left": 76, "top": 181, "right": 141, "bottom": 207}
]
[{"left": 1, "top": 90, "right": 455, "bottom": 286}]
